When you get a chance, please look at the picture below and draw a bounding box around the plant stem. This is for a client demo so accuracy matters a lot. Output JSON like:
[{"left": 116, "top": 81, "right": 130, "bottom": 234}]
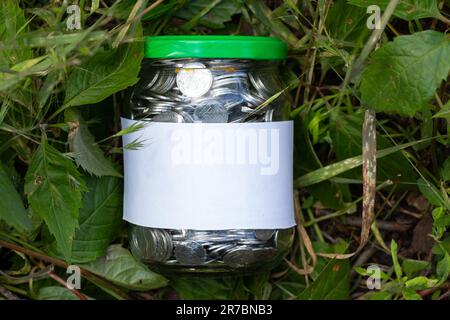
[{"left": 0, "top": 239, "right": 130, "bottom": 300}]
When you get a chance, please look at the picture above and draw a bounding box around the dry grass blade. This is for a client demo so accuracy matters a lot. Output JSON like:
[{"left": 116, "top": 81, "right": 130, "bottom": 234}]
[
  {"left": 286, "top": 191, "right": 317, "bottom": 275},
  {"left": 112, "top": 0, "right": 164, "bottom": 47},
  {"left": 317, "top": 109, "right": 376, "bottom": 259}
]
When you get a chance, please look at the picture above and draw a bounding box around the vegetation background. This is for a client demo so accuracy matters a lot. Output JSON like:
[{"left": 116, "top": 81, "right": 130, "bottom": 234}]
[{"left": 0, "top": 0, "right": 449, "bottom": 300}]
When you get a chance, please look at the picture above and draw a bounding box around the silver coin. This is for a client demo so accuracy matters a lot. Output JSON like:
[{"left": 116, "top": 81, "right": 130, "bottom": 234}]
[
  {"left": 174, "top": 240, "right": 207, "bottom": 265},
  {"left": 151, "top": 71, "right": 176, "bottom": 94},
  {"left": 153, "top": 229, "right": 174, "bottom": 261},
  {"left": 142, "top": 70, "right": 160, "bottom": 90},
  {"left": 193, "top": 100, "right": 228, "bottom": 123},
  {"left": 223, "top": 247, "right": 256, "bottom": 268},
  {"left": 207, "top": 243, "right": 235, "bottom": 259},
  {"left": 249, "top": 72, "right": 278, "bottom": 99},
  {"left": 176, "top": 62, "right": 213, "bottom": 98},
  {"left": 264, "top": 109, "right": 274, "bottom": 122},
  {"left": 135, "top": 227, "right": 173, "bottom": 262},
  {"left": 274, "top": 229, "right": 294, "bottom": 249},
  {"left": 152, "top": 110, "right": 185, "bottom": 123},
  {"left": 242, "top": 91, "right": 265, "bottom": 107},
  {"left": 171, "top": 229, "right": 189, "bottom": 241},
  {"left": 254, "top": 229, "right": 275, "bottom": 241}
]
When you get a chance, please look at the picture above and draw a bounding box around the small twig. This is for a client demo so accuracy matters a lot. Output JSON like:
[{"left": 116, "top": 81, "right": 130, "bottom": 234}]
[
  {"left": 438, "top": 289, "right": 450, "bottom": 300},
  {"left": 398, "top": 207, "right": 424, "bottom": 219},
  {"left": 0, "top": 265, "right": 54, "bottom": 284},
  {"left": 48, "top": 271, "right": 88, "bottom": 301},
  {"left": 419, "top": 282, "right": 450, "bottom": 298},
  {"left": 0, "top": 284, "right": 21, "bottom": 300},
  {"left": 0, "top": 239, "right": 130, "bottom": 299},
  {"left": 344, "top": 217, "right": 412, "bottom": 232}
]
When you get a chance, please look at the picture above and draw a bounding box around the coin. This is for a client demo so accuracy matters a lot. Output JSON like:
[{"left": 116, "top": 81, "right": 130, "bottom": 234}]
[
  {"left": 134, "top": 227, "right": 173, "bottom": 262},
  {"left": 264, "top": 109, "right": 274, "bottom": 122},
  {"left": 207, "top": 243, "right": 235, "bottom": 259},
  {"left": 193, "top": 100, "right": 228, "bottom": 123},
  {"left": 274, "top": 229, "right": 294, "bottom": 250},
  {"left": 223, "top": 247, "right": 256, "bottom": 268},
  {"left": 152, "top": 110, "right": 185, "bottom": 123},
  {"left": 254, "top": 229, "right": 275, "bottom": 241},
  {"left": 176, "top": 62, "right": 213, "bottom": 98},
  {"left": 174, "top": 240, "right": 207, "bottom": 265},
  {"left": 153, "top": 229, "right": 174, "bottom": 261}
]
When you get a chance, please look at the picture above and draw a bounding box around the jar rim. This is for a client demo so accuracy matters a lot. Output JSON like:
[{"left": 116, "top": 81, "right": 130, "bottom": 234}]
[{"left": 144, "top": 35, "right": 287, "bottom": 60}]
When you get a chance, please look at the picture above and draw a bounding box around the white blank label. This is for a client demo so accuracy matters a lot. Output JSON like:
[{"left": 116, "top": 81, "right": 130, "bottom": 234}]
[{"left": 121, "top": 118, "right": 295, "bottom": 230}]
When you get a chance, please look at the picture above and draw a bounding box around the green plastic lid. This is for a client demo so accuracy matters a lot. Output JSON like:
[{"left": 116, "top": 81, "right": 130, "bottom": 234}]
[{"left": 144, "top": 35, "right": 287, "bottom": 60}]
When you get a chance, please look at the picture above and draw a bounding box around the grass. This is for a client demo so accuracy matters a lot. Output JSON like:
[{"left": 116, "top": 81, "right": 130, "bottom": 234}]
[{"left": 0, "top": 0, "right": 449, "bottom": 300}]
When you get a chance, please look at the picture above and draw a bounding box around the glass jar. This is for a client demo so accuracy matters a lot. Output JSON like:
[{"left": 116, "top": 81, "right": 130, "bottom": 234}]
[{"left": 123, "top": 36, "right": 295, "bottom": 274}]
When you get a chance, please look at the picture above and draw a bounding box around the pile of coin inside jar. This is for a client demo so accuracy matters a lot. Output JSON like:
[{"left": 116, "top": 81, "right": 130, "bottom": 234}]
[{"left": 127, "top": 59, "right": 293, "bottom": 272}]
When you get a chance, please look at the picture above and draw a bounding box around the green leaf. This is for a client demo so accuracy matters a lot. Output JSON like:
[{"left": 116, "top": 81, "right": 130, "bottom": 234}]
[
  {"left": 0, "top": 55, "right": 52, "bottom": 92},
  {"left": 81, "top": 245, "right": 167, "bottom": 291},
  {"left": 347, "top": 0, "right": 442, "bottom": 21},
  {"left": 296, "top": 240, "right": 350, "bottom": 300},
  {"left": 65, "top": 109, "right": 121, "bottom": 177},
  {"left": 432, "top": 207, "right": 450, "bottom": 237},
  {"left": 434, "top": 100, "right": 450, "bottom": 121},
  {"left": 402, "top": 289, "right": 422, "bottom": 300},
  {"left": 441, "top": 158, "right": 450, "bottom": 182},
  {"left": 354, "top": 265, "right": 390, "bottom": 279},
  {"left": 417, "top": 178, "right": 450, "bottom": 210},
  {"left": 402, "top": 259, "right": 430, "bottom": 278},
  {"left": 391, "top": 240, "right": 402, "bottom": 279},
  {"left": 71, "top": 176, "right": 122, "bottom": 262},
  {"left": 360, "top": 31, "right": 450, "bottom": 116},
  {"left": 297, "top": 258, "right": 350, "bottom": 300},
  {"left": 432, "top": 238, "right": 450, "bottom": 256},
  {"left": 175, "top": 0, "right": 242, "bottom": 29},
  {"left": 63, "top": 38, "right": 143, "bottom": 108},
  {"left": 0, "top": 0, "right": 32, "bottom": 69},
  {"left": 354, "top": 266, "right": 369, "bottom": 276},
  {"left": 294, "top": 117, "right": 347, "bottom": 209},
  {"left": 405, "top": 276, "right": 438, "bottom": 290},
  {"left": 50, "top": 176, "right": 122, "bottom": 263},
  {"left": 24, "top": 136, "right": 86, "bottom": 262},
  {"left": 0, "top": 163, "right": 32, "bottom": 231},
  {"left": 37, "top": 286, "right": 93, "bottom": 300},
  {"left": 326, "top": 0, "right": 368, "bottom": 42},
  {"left": 360, "top": 291, "right": 393, "bottom": 300},
  {"left": 436, "top": 250, "right": 450, "bottom": 284},
  {"left": 171, "top": 276, "right": 247, "bottom": 300}
]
